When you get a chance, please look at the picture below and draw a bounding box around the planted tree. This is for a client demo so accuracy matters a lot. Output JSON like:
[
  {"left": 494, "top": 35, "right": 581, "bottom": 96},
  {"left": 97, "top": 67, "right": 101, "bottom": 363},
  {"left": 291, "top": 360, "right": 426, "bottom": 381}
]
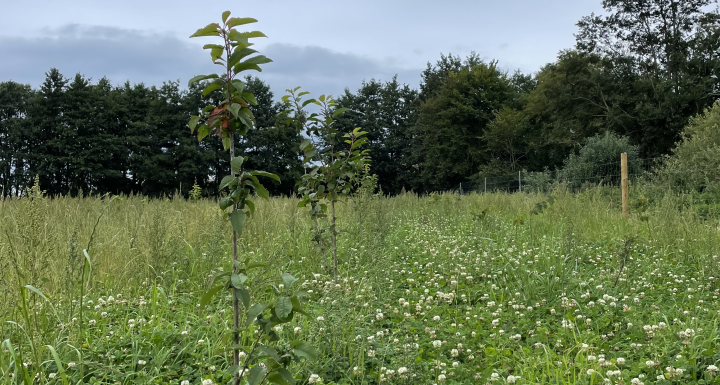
[
  {"left": 188, "top": 12, "right": 315, "bottom": 385},
  {"left": 282, "top": 88, "right": 369, "bottom": 281}
]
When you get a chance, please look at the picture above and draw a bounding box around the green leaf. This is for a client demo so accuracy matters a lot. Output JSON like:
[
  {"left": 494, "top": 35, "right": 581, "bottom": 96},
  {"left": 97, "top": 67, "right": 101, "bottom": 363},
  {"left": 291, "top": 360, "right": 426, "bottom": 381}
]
[
  {"left": 231, "top": 79, "right": 245, "bottom": 94},
  {"left": 219, "top": 196, "right": 233, "bottom": 210},
  {"left": 290, "top": 295, "right": 308, "bottom": 316},
  {"left": 202, "top": 44, "right": 224, "bottom": 50},
  {"left": 235, "top": 288, "right": 250, "bottom": 308},
  {"left": 257, "top": 345, "right": 282, "bottom": 363},
  {"left": 282, "top": 273, "right": 298, "bottom": 288},
  {"left": 235, "top": 31, "right": 268, "bottom": 39},
  {"left": 231, "top": 273, "right": 248, "bottom": 289},
  {"left": 278, "top": 368, "right": 296, "bottom": 385},
  {"left": 226, "top": 17, "right": 258, "bottom": 28},
  {"left": 197, "top": 124, "right": 210, "bottom": 141},
  {"left": 227, "top": 103, "right": 242, "bottom": 119},
  {"left": 198, "top": 284, "right": 225, "bottom": 312},
  {"left": 202, "top": 83, "right": 222, "bottom": 97},
  {"left": 188, "top": 115, "right": 201, "bottom": 132},
  {"left": 46, "top": 345, "right": 69, "bottom": 385},
  {"left": 190, "top": 23, "right": 220, "bottom": 38},
  {"left": 188, "top": 74, "right": 219, "bottom": 86},
  {"left": 241, "top": 55, "right": 273, "bottom": 65},
  {"left": 233, "top": 62, "right": 263, "bottom": 74},
  {"left": 245, "top": 199, "right": 255, "bottom": 216},
  {"left": 299, "top": 138, "right": 311, "bottom": 151},
  {"left": 219, "top": 175, "right": 235, "bottom": 191},
  {"left": 275, "top": 296, "right": 292, "bottom": 319},
  {"left": 228, "top": 48, "right": 258, "bottom": 68},
  {"left": 210, "top": 46, "right": 224, "bottom": 62},
  {"left": 231, "top": 156, "right": 244, "bottom": 172},
  {"left": 332, "top": 107, "right": 349, "bottom": 118},
  {"left": 247, "top": 365, "right": 267, "bottom": 385},
  {"left": 241, "top": 92, "right": 258, "bottom": 105},
  {"left": 266, "top": 372, "right": 290, "bottom": 385},
  {"left": 230, "top": 210, "right": 246, "bottom": 234},
  {"left": 251, "top": 179, "right": 270, "bottom": 199},
  {"left": 291, "top": 341, "right": 318, "bottom": 361},
  {"left": 246, "top": 303, "right": 268, "bottom": 326},
  {"left": 250, "top": 170, "right": 281, "bottom": 182},
  {"left": 222, "top": 11, "right": 231, "bottom": 23},
  {"left": 25, "top": 285, "right": 49, "bottom": 301}
]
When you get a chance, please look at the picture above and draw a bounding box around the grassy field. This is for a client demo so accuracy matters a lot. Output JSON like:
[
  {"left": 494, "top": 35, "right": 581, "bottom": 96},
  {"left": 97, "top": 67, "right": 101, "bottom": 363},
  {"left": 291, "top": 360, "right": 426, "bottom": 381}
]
[{"left": 1, "top": 187, "right": 720, "bottom": 385}]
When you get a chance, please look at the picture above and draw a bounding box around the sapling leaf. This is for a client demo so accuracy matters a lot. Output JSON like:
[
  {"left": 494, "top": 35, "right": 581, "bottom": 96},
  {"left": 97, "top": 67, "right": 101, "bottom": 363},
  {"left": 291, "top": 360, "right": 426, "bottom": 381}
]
[
  {"left": 222, "top": 11, "right": 231, "bottom": 23},
  {"left": 250, "top": 170, "right": 280, "bottom": 182},
  {"left": 275, "top": 296, "right": 293, "bottom": 319},
  {"left": 198, "top": 285, "right": 225, "bottom": 312},
  {"left": 190, "top": 23, "right": 220, "bottom": 37},
  {"left": 188, "top": 74, "right": 219, "bottom": 86},
  {"left": 226, "top": 17, "right": 258, "bottom": 28},
  {"left": 247, "top": 365, "right": 267, "bottom": 385},
  {"left": 231, "top": 156, "right": 244, "bottom": 172},
  {"left": 246, "top": 303, "right": 268, "bottom": 326},
  {"left": 229, "top": 210, "right": 246, "bottom": 234}
]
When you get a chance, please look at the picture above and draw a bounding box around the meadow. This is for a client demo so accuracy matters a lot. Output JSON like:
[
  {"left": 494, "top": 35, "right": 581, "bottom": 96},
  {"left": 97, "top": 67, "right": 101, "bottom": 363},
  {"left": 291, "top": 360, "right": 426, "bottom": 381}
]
[{"left": 1, "top": 186, "right": 720, "bottom": 385}]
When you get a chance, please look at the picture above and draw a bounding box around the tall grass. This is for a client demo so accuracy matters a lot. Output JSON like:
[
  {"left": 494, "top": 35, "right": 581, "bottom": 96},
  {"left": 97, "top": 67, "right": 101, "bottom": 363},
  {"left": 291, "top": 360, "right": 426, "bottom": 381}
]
[{"left": 1, "top": 186, "right": 719, "bottom": 383}]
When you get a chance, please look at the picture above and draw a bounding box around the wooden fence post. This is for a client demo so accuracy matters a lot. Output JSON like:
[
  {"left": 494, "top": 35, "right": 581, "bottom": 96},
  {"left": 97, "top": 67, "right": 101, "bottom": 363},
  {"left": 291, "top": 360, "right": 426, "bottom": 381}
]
[{"left": 621, "top": 152, "right": 629, "bottom": 219}]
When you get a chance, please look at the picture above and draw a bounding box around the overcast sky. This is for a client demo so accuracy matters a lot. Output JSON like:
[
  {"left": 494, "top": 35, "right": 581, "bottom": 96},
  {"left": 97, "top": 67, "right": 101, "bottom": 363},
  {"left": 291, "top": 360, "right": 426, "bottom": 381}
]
[{"left": 0, "top": 0, "right": 604, "bottom": 99}]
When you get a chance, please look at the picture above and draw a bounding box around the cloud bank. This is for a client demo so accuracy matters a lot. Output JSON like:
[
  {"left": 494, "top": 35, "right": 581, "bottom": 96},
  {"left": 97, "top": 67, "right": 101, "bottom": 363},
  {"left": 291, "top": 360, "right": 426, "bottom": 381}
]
[{"left": 0, "top": 25, "right": 423, "bottom": 99}]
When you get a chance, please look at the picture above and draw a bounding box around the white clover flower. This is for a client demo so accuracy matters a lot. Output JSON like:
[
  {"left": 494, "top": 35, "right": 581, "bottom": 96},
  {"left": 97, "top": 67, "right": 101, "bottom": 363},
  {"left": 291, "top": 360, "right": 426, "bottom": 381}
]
[
  {"left": 587, "top": 369, "right": 595, "bottom": 375},
  {"left": 181, "top": 381, "right": 190, "bottom": 385},
  {"left": 451, "top": 348, "right": 459, "bottom": 357},
  {"left": 308, "top": 373, "right": 322, "bottom": 384},
  {"left": 398, "top": 366, "right": 408, "bottom": 375},
  {"left": 202, "top": 379, "right": 214, "bottom": 385},
  {"left": 316, "top": 316, "right": 325, "bottom": 321},
  {"left": 631, "top": 378, "right": 643, "bottom": 385},
  {"left": 294, "top": 327, "right": 302, "bottom": 334},
  {"left": 48, "top": 373, "right": 57, "bottom": 379},
  {"left": 507, "top": 375, "right": 520, "bottom": 383},
  {"left": 67, "top": 362, "right": 76, "bottom": 368},
  {"left": 137, "top": 360, "right": 146, "bottom": 365},
  {"left": 181, "top": 330, "right": 188, "bottom": 336},
  {"left": 617, "top": 357, "right": 626, "bottom": 366},
  {"left": 197, "top": 339, "right": 205, "bottom": 345},
  {"left": 432, "top": 340, "right": 442, "bottom": 348},
  {"left": 437, "top": 374, "right": 446, "bottom": 382},
  {"left": 707, "top": 365, "right": 718, "bottom": 375}
]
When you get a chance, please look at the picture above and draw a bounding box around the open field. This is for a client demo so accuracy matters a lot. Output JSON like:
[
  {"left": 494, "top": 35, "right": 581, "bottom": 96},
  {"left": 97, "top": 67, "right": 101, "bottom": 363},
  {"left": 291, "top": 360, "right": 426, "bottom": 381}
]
[{"left": 1, "top": 188, "right": 720, "bottom": 384}]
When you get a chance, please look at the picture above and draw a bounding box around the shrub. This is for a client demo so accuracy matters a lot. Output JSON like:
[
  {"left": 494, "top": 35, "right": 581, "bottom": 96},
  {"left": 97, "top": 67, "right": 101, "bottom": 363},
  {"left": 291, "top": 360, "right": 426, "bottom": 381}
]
[
  {"left": 558, "top": 131, "right": 639, "bottom": 189},
  {"left": 656, "top": 100, "right": 720, "bottom": 193}
]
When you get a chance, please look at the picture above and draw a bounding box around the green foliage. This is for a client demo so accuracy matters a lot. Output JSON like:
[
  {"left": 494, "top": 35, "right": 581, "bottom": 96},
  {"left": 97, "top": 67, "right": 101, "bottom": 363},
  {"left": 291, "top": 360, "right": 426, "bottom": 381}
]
[
  {"left": 282, "top": 88, "right": 369, "bottom": 281},
  {"left": 657, "top": 101, "right": 720, "bottom": 193},
  {"left": 189, "top": 179, "right": 203, "bottom": 201},
  {"left": 413, "top": 59, "right": 517, "bottom": 192},
  {"left": 558, "top": 132, "right": 639, "bottom": 188},
  {"left": 335, "top": 77, "right": 419, "bottom": 195}
]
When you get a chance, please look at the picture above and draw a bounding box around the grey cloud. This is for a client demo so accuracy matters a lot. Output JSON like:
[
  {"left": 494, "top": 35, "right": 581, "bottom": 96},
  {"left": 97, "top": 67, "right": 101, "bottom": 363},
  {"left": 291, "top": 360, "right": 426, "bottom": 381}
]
[
  {"left": 260, "top": 44, "right": 422, "bottom": 98},
  {"left": 0, "top": 25, "right": 423, "bottom": 100}
]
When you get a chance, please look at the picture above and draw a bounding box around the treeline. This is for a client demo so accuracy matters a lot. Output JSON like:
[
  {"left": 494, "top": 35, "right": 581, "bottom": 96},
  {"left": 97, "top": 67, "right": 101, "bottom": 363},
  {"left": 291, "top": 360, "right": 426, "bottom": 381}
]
[
  {"left": 2, "top": 0, "right": 719, "bottom": 197},
  {"left": 0, "top": 71, "right": 303, "bottom": 197}
]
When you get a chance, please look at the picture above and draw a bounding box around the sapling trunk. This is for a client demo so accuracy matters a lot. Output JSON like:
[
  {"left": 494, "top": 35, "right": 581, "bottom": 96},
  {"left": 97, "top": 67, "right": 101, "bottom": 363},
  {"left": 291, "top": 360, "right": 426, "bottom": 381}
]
[
  {"left": 331, "top": 199, "right": 338, "bottom": 282},
  {"left": 229, "top": 132, "right": 240, "bottom": 385}
]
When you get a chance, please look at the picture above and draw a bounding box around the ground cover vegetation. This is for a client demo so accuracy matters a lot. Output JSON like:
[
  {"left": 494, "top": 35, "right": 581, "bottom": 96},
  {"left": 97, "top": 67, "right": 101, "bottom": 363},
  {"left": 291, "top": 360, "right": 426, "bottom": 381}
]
[{"left": 2, "top": 186, "right": 720, "bottom": 384}]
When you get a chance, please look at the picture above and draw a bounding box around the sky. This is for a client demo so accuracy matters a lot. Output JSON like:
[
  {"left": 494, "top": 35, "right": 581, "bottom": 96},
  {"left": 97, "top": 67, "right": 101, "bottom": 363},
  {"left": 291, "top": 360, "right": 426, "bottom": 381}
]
[{"left": 0, "top": 0, "right": 604, "bottom": 99}]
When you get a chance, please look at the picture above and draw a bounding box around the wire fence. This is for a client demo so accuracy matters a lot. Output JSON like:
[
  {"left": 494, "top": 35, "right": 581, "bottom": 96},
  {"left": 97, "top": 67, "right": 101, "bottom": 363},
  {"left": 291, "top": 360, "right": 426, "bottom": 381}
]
[
  {"left": 453, "top": 157, "right": 662, "bottom": 195},
  {"left": 450, "top": 157, "right": 720, "bottom": 218}
]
